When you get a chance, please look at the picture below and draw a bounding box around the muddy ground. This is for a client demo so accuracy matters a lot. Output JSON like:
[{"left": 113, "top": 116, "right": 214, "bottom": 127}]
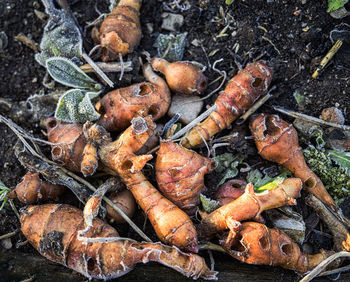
[{"left": 1, "top": 0, "right": 350, "bottom": 281}]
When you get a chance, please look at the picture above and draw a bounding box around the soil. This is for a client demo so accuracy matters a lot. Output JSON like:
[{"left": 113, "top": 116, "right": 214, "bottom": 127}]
[{"left": 1, "top": 0, "right": 350, "bottom": 281}]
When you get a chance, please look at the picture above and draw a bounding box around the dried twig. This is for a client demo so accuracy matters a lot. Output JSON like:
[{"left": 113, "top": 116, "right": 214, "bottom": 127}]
[
  {"left": 14, "top": 34, "right": 40, "bottom": 52},
  {"left": 0, "top": 229, "right": 19, "bottom": 240},
  {"left": 300, "top": 252, "right": 350, "bottom": 282},
  {"left": 274, "top": 107, "right": 350, "bottom": 132}
]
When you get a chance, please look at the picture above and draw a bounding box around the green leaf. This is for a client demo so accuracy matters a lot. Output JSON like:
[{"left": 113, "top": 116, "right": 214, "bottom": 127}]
[
  {"left": 255, "top": 177, "right": 284, "bottom": 193},
  {"left": 218, "top": 167, "right": 239, "bottom": 186},
  {"left": 327, "top": 0, "right": 348, "bottom": 12},
  {"left": 0, "top": 180, "right": 10, "bottom": 211},
  {"left": 327, "top": 150, "right": 350, "bottom": 176},
  {"left": 200, "top": 194, "right": 221, "bottom": 213},
  {"left": 35, "top": 1, "right": 83, "bottom": 66},
  {"left": 55, "top": 89, "right": 100, "bottom": 123},
  {"left": 155, "top": 33, "right": 187, "bottom": 62},
  {"left": 226, "top": 0, "right": 235, "bottom": 4},
  {"left": 247, "top": 168, "right": 291, "bottom": 192},
  {"left": 46, "top": 57, "right": 102, "bottom": 90},
  {"left": 214, "top": 153, "right": 243, "bottom": 185}
]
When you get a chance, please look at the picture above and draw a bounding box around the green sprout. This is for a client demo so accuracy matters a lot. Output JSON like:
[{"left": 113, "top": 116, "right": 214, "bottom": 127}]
[{"left": 0, "top": 180, "right": 20, "bottom": 220}]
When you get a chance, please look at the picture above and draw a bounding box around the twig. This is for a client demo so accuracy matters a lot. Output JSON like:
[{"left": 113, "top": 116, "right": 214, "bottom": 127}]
[
  {"left": 82, "top": 53, "right": 114, "bottom": 87},
  {"left": 80, "top": 61, "right": 133, "bottom": 73},
  {"left": 14, "top": 34, "right": 40, "bottom": 52},
  {"left": 312, "top": 40, "right": 343, "bottom": 79},
  {"left": 274, "top": 107, "right": 350, "bottom": 132},
  {"left": 262, "top": 36, "right": 281, "bottom": 55},
  {"left": 119, "top": 52, "right": 124, "bottom": 81},
  {"left": 318, "top": 264, "right": 350, "bottom": 277},
  {"left": 236, "top": 85, "right": 276, "bottom": 125},
  {"left": 0, "top": 229, "right": 19, "bottom": 240},
  {"left": 300, "top": 252, "right": 350, "bottom": 282},
  {"left": 169, "top": 105, "right": 218, "bottom": 140}
]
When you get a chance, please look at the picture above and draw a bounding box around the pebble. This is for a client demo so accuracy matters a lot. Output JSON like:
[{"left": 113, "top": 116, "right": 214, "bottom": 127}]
[
  {"left": 167, "top": 94, "right": 204, "bottom": 125},
  {"left": 161, "top": 13, "right": 184, "bottom": 32},
  {"left": 1, "top": 238, "right": 12, "bottom": 250},
  {"left": 320, "top": 107, "right": 345, "bottom": 125},
  {"left": 146, "top": 23, "right": 153, "bottom": 34}
]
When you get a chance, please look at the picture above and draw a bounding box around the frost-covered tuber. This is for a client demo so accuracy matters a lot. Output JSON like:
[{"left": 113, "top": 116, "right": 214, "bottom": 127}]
[
  {"left": 249, "top": 114, "right": 336, "bottom": 211},
  {"left": 95, "top": 63, "right": 171, "bottom": 131},
  {"left": 151, "top": 58, "right": 208, "bottom": 95},
  {"left": 46, "top": 117, "right": 86, "bottom": 172},
  {"left": 181, "top": 61, "right": 272, "bottom": 148},
  {"left": 85, "top": 116, "right": 199, "bottom": 252},
  {"left": 155, "top": 141, "right": 216, "bottom": 215},
  {"left": 96, "top": 0, "right": 142, "bottom": 61},
  {"left": 215, "top": 179, "right": 246, "bottom": 205},
  {"left": 7, "top": 171, "right": 66, "bottom": 204},
  {"left": 198, "top": 178, "right": 302, "bottom": 239},
  {"left": 221, "top": 221, "right": 337, "bottom": 274},
  {"left": 20, "top": 204, "right": 217, "bottom": 280}
]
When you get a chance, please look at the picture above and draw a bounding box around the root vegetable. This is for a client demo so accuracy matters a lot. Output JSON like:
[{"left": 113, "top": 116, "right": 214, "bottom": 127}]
[
  {"left": 95, "top": 63, "right": 171, "bottom": 132},
  {"left": 20, "top": 204, "right": 217, "bottom": 280},
  {"left": 46, "top": 117, "right": 86, "bottom": 172},
  {"left": 249, "top": 114, "right": 336, "bottom": 211},
  {"left": 198, "top": 178, "right": 302, "bottom": 240},
  {"left": 181, "top": 61, "right": 272, "bottom": 148},
  {"left": 151, "top": 58, "right": 208, "bottom": 95},
  {"left": 86, "top": 116, "right": 199, "bottom": 252},
  {"left": 106, "top": 189, "right": 136, "bottom": 224},
  {"left": 155, "top": 141, "right": 216, "bottom": 215},
  {"left": 97, "top": 0, "right": 142, "bottom": 61},
  {"left": 215, "top": 179, "right": 246, "bottom": 205},
  {"left": 220, "top": 221, "right": 337, "bottom": 274},
  {"left": 7, "top": 171, "right": 66, "bottom": 204}
]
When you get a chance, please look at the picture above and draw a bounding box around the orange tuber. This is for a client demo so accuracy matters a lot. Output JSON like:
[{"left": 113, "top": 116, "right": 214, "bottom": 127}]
[
  {"left": 20, "top": 204, "right": 217, "bottom": 280},
  {"left": 198, "top": 178, "right": 302, "bottom": 240},
  {"left": 215, "top": 179, "right": 246, "bottom": 206},
  {"left": 96, "top": 0, "right": 142, "bottom": 61},
  {"left": 155, "top": 141, "right": 216, "bottom": 215},
  {"left": 249, "top": 113, "right": 336, "bottom": 211},
  {"left": 7, "top": 171, "right": 66, "bottom": 204},
  {"left": 84, "top": 116, "right": 199, "bottom": 252},
  {"left": 95, "top": 63, "right": 171, "bottom": 132},
  {"left": 46, "top": 117, "right": 86, "bottom": 172},
  {"left": 181, "top": 61, "right": 272, "bottom": 148},
  {"left": 220, "top": 221, "right": 337, "bottom": 273},
  {"left": 151, "top": 58, "right": 208, "bottom": 95}
]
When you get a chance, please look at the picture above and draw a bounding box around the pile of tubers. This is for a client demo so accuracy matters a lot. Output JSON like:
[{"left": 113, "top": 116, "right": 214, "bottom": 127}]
[{"left": 8, "top": 0, "right": 350, "bottom": 280}]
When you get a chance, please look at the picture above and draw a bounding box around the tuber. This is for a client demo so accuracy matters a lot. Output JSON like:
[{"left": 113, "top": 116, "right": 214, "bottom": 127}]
[
  {"left": 249, "top": 114, "right": 336, "bottom": 211},
  {"left": 198, "top": 178, "right": 302, "bottom": 240},
  {"left": 46, "top": 117, "right": 86, "bottom": 172},
  {"left": 220, "top": 221, "right": 337, "bottom": 274},
  {"left": 151, "top": 58, "right": 208, "bottom": 95},
  {"left": 84, "top": 116, "right": 199, "bottom": 252},
  {"left": 20, "top": 204, "right": 217, "bottom": 280},
  {"left": 181, "top": 61, "right": 272, "bottom": 148},
  {"left": 215, "top": 179, "right": 246, "bottom": 205},
  {"left": 106, "top": 189, "right": 136, "bottom": 224},
  {"left": 155, "top": 141, "right": 216, "bottom": 215},
  {"left": 95, "top": 63, "right": 171, "bottom": 132},
  {"left": 7, "top": 171, "right": 66, "bottom": 204},
  {"left": 95, "top": 0, "right": 142, "bottom": 61}
]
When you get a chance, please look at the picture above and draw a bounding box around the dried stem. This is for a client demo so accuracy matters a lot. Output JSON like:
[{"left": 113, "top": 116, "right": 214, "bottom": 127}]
[
  {"left": 82, "top": 52, "right": 114, "bottom": 87},
  {"left": 80, "top": 61, "right": 133, "bottom": 73},
  {"left": 274, "top": 106, "right": 350, "bottom": 132},
  {"left": 0, "top": 229, "right": 19, "bottom": 240},
  {"left": 198, "top": 242, "right": 226, "bottom": 253},
  {"left": 300, "top": 252, "right": 350, "bottom": 282},
  {"left": 169, "top": 105, "right": 218, "bottom": 141}
]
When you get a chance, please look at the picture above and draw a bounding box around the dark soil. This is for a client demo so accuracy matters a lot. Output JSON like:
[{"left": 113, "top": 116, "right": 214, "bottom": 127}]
[{"left": 1, "top": 0, "right": 350, "bottom": 281}]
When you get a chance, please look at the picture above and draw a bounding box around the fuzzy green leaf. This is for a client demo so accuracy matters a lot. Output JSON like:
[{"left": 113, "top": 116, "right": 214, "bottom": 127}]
[
  {"left": 46, "top": 57, "right": 102, "bottom": 90},
  {"left": 327, "top": 150, "right": 350, "bottom": 176},
  {"left": 214, "top": 153, "right": 243, "bottom": 185},
  {"left": 247, "top": 169, "right": 290, "bottom": 192},
  {"left": 200, "top": 194, "right": 221, "bottom": 213},
  {"left": 327, "top": 0, "right": 348, "bottom": 12},
  {"left": 55, "top": 89, "right": 100, "bottom": 123}
]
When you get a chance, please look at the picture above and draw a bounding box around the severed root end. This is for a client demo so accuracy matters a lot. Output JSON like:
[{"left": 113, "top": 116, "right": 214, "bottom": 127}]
[{"left": 101, "top": 31, "right": 130, "bottom": 61}]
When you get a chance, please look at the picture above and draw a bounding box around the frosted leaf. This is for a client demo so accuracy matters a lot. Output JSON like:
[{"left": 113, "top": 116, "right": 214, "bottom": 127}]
[
  {"left": 55, "top": 89, "right": 100, "bottom": 123},
  {"left": 46, "top": 57, "right": 102, "bottom": 90},
  {"left": 155, "top": 33, "right": 187, "bottom": 62},
  {"left": 109, "top": 0, "right": 118, "bottom": 12},
  {"left": 200, "top": 194, "right": 221, "bottom": 213},
  {"left": 328, "top": 150, "right": 350, "bottom": 176},
  {"left": 35, "top": 0, "right": 82, "bottom": 66}
]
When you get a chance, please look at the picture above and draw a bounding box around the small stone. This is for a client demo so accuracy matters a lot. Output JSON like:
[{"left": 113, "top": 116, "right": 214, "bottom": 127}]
[
  {"left": 330, "top": 7, "right": 350, "bottom": 19},
  {"left": 146, "top": 23, "right": 153, "bottom": 34},
  {"left": 168, "top": 94, "right": 203, "bottom": 125},
  {"left": 320, "top": 107, "right": 345, "bottom": 125},
  {"left": 1, "top": 238, "right": 12, "bottom": 250},
  {"left": 161, "top": 13, "right": 184, "bottom": 32}
]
